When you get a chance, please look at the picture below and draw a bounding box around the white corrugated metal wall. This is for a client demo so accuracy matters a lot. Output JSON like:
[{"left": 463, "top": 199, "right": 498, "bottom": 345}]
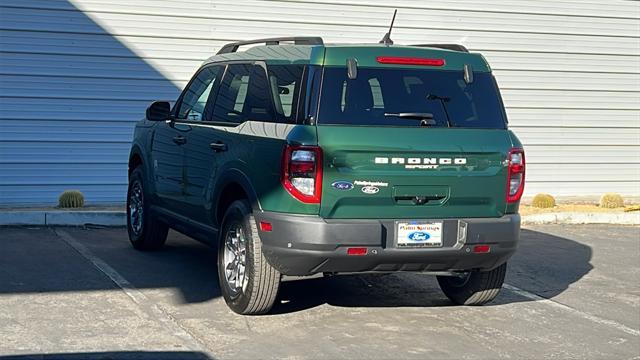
[{"left": 1, "top": 0, "right": 639, "bottom": 205}]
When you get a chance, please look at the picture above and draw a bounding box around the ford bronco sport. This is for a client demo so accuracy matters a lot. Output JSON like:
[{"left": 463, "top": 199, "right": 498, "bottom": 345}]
[{"left": 127, "top": 36, "right": 524, "bottom": 315}]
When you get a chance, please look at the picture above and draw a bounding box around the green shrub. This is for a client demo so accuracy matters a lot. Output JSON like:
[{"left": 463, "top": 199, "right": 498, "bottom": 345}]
[
  {"left": 58, "top": 190, "right": 85, "bottom": 208},
  {"left": 531, "top": 193, "right": 556, "bottom": 208},
  {"left": 599, "top": 193, "right": 624, "bottom": 208}
]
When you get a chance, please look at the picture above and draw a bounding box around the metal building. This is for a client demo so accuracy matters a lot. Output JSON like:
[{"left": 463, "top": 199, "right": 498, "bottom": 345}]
[{"left": 1, "top": 0, "right": 639, "bottom": 205}]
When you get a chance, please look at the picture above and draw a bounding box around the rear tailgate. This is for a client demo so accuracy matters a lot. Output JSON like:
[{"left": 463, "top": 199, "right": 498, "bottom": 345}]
[{"left": 318, "top": 126, "right": 511, "bottom": 219}]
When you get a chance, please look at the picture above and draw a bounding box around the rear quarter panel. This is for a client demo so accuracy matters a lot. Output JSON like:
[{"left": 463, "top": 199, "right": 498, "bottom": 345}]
[{"left": 233, "top": 123, "right": 321, "bottom": 215}]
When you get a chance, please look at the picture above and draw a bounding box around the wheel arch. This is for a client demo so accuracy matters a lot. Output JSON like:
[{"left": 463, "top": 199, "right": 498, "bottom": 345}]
[
  {"left": 128, "top": 145, "right": 146, "bottom": 177},
  {"left": 213, "top": 168, "right": 261, "bottom": 227}
]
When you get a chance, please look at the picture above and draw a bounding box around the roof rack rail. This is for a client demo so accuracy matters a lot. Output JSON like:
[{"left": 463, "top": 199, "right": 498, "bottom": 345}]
[
  {"left": 217, "top": 36, "right": 324, "bottom": 54},
  {"left": 412, "top": 44, "right": 469, "bottom": 52}
]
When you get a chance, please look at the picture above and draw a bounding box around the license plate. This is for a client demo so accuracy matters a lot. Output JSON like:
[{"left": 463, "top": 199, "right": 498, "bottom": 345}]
[{"left": 397, "top": 221, "right": 443, "bottom": 247}]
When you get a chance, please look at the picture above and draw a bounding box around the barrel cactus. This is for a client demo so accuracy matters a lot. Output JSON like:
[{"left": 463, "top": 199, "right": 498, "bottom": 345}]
[
  {"left": 531, "top": 193, "right": 556, "bottom": 208},
  {"left": 58, "top": 190, "right": 85, "bottom": 208},
  {"left": 599, "top": 193, "right": 624, "bottom": 208}
]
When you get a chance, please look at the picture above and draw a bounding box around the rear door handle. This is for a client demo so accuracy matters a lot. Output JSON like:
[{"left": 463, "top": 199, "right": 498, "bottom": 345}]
[
  {"left": 172, "top": 135, "right": 187, "bottom": 145},
  {"left": 210, "top": 141, "right": 228, "bottom": 152}
]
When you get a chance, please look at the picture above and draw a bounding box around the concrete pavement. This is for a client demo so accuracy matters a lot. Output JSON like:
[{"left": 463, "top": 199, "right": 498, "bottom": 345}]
[{"left": 0, "top": 225, "right": 638, "bottom": 359}]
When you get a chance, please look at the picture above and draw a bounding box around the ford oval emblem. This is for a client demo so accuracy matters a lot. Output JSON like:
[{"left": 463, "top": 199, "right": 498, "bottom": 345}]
[
  {"left": 361, "top": 186, "right": 379, "bottom": 194},
  {"left": 331, "top": 181, "right": 354, "bottom": 191},
  {"left": 408, "top": 232, "right": 430, "bottom": 241}
]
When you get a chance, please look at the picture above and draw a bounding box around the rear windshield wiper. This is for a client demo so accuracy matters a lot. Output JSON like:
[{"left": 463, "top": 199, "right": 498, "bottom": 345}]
[
  {"left": 426, "top": 94, "right": 454, "bottom": 127},
  {"left": 384, "top": 112, "right": 436, "bottom": 127}
]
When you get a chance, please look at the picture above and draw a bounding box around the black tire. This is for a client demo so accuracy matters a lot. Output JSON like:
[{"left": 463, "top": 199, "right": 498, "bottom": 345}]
[
  {"left": 437, "top": 262, "right": 507, "bottom": 306},
  {"left": 126, "top": 166, "right": 168, "bottom": 251},
  {"left": 217, "top": 200, "right": 280, "bottom": 315}
]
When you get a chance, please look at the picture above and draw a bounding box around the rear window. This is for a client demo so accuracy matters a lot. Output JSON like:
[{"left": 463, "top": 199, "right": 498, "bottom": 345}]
[{"left": 317, "top": 67, "right": 506, "bottom": 129}]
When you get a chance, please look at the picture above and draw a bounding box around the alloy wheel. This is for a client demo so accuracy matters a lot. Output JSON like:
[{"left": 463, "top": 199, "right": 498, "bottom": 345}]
[
  {"left": 223, "top": 223, "right": 248, "bottom": 297},
  {"left": 128, "top": 180, "right": 144, "bottom": 235}
]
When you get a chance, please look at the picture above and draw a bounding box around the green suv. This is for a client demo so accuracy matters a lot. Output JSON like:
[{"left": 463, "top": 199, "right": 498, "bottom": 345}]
[{"left": 127, "top": 37, "right": 524, "bottom": 315}]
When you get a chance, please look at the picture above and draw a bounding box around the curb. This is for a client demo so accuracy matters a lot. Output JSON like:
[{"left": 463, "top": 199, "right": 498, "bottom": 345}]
[
  {"left": 0, "top": 211, "right": 125, "bottom": 226},
  {"left": 1, "top": 211, "right": 638, "bottom": 226},
  {"left": 522, "top": 212, "right": 640, "bottom": 225}
]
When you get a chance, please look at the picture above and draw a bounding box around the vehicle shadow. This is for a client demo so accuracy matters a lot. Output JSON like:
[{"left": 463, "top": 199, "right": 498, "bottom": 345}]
[
  {"left": 0, "top": 227, "right": 592, "bottom": 312},
  {"left": 0, "top": 227, "right": 221, "bottom": 304},
  {"left": 0, "top": 351, "right": 213, "bottom": 360},
  {"left": 270, "top": 228, "right": 593, "bottom": 314},
  {"left": 94, "top": 231, "right": 223, "bottom": 304}
]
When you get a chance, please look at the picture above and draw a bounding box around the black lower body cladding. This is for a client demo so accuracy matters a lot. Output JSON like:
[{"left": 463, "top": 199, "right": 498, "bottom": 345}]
[{"left": 254, "top": 212, "right": 520, "bottom": 276}]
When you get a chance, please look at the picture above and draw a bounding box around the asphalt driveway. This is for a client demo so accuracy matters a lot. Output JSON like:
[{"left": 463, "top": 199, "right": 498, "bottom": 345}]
[{"left": 0, "top": 224, "right": 638, "bottom": 359}]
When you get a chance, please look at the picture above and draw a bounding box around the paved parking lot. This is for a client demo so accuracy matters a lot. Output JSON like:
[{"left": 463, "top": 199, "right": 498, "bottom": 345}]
[{"left": 0, "top": 224, "right": 638, "bottom": 359}]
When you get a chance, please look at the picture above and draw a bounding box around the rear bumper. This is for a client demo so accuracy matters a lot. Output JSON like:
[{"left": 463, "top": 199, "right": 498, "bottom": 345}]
[{"left": 255, "top": 212, "right": 520, "bottom": 276}]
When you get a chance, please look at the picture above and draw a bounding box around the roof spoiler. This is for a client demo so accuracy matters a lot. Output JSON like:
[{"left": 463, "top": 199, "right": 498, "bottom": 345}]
[
  {"left": 217, "top": 37, "right": 324, "bottom": 54},
  {"left": 411, "top": 44, "right": 469, "bottom": 52}
]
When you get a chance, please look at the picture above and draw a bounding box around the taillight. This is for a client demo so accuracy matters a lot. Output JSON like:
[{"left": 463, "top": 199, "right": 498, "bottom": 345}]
[
  {"left": 506, "top": 148, "right": 525, "bottom": 203},
  {"left": 376, "top": 56, "right": 445, "bottom": 66},
  {"left": 282, "top": 145, "right": 322, "bottom": 203}
]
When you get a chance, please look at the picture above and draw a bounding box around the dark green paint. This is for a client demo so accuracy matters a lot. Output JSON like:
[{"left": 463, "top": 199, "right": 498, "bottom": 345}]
[
  {"left": 206, "top": 44, "right": 489, "bottom": 72},
  {"left": 321, "top": 45, "right": 490, "bottom": 71},
  {"left": 132, "top": 42, "right": 521, "bottom": 235},
  {"left": 317, "top": 126, "right": 511, "bottom": 219},
  {"left": 250, "top": 126, "right": 320, "bottom": 215}
]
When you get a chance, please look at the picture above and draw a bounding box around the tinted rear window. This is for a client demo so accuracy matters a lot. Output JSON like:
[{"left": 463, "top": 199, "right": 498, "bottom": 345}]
[{"left": 317, "top": 67, "right": 506, "bottom": 129}]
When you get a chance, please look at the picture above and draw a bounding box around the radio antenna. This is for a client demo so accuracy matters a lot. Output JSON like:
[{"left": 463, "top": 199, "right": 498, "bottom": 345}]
[{"left": 379, "top": 9, "right": 397, "bottom": 45}]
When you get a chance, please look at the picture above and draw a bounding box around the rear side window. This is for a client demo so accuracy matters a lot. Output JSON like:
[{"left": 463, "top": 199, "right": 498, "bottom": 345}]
[
  {"left": 211, "top": 63, "right": 305, "bottom": 124},
  {"left": 267, "top": 65, "right": 305, "bottom": 123},
  {"left": 317, "top": 67, "right": 506, "bottom": 129},
  {"left": 212, "top": 64, "right": 275, "bottom": 123}
]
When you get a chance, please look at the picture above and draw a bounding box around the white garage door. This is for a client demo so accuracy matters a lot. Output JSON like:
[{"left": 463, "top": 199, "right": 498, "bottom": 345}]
[{"left": 1, "top": 0, "right": 638, "bottom": 205}]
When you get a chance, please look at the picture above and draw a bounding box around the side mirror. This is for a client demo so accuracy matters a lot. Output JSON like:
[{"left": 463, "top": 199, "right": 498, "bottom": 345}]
[{"left": 146, "top": 101, "right": 171, "bottom": 121}]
